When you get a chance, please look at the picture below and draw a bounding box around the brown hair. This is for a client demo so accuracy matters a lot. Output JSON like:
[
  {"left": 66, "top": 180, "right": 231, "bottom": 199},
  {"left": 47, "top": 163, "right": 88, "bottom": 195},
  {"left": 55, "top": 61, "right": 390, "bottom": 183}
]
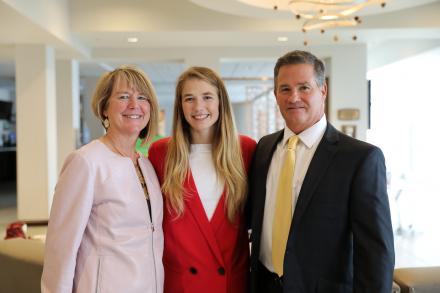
[{"left": 274, "top": 50, "right": 326, "bottom": 90}]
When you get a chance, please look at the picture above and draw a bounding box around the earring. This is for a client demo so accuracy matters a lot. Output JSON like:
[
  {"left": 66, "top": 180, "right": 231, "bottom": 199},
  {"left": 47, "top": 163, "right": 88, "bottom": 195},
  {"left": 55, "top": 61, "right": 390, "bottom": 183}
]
[{"left": 103, "top": 118, "right": 110, "bottom": 129}]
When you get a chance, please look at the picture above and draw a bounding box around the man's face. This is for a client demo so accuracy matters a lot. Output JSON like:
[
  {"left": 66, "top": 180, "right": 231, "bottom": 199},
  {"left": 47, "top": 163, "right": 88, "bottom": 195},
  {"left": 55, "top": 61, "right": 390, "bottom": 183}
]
[{"left": 275, "top": 63, "right": 327, "bottom": 134}]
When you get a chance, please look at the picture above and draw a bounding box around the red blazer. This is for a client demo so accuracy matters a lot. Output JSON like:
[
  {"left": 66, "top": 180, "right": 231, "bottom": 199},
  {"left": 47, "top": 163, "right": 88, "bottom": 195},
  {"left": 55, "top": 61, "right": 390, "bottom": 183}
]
[{"left": 149, "top": 135, "right": 256, "bottom": 293}]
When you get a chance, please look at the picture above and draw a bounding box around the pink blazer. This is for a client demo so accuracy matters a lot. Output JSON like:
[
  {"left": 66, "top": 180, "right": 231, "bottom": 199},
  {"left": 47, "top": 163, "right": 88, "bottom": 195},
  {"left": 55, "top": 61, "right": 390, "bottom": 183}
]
[
  {"left": 149, "top": 135, "right": 256, "bottom": 293},
  {"left": 41, "top": 140, "right": 164, "bottom": 293}
]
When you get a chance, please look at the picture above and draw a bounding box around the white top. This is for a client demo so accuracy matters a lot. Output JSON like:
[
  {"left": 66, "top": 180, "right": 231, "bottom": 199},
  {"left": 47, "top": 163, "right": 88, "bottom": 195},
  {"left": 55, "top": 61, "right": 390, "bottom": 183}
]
[
  {"left": 259, "top": 115, "right": 327, "bottom": 272},
  {"left": 189, "top": 144, "right": 224, "bottom": 220}
]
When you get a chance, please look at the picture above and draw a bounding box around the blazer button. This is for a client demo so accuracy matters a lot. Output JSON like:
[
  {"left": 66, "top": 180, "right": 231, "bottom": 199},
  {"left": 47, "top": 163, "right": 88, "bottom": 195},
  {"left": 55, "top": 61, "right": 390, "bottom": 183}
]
[
  {"left": 217, "top": 267, "right": 225, "bottom": 275},
  {"left": 189, "top": 267, "right": 197, "bottom": 275}
]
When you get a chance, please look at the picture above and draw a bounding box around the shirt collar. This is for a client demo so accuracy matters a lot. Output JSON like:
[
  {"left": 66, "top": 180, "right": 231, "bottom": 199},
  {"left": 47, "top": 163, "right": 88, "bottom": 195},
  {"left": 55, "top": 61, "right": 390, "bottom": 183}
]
[{"left": 282, "top": 115, "right": 327, "bottom": 149}]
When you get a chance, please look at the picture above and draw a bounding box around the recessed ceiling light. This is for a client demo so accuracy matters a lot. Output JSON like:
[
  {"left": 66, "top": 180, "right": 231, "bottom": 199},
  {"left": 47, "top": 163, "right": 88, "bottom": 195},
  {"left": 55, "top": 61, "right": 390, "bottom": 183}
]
[
  {"left": 127, "top": 37, "right": 139, "bottom": 43},
  {"left": 277, "top": 36, "right": 288, "bottom": 42}
]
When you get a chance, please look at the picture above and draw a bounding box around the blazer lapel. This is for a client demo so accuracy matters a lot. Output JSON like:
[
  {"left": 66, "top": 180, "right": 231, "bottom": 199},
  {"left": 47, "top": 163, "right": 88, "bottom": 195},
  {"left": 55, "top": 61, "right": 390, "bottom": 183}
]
[
  {"left": 293, "top": 124, "right": 339, "bottom": 224},
  {"left": 261, "top": 131, "right": 284, "bottom": 176},
  {"left": 210, "top": 190, "right": 227, "bottom": 233},
  {"left": 185, "top": 171, "right": 225, "bottom": 266}
]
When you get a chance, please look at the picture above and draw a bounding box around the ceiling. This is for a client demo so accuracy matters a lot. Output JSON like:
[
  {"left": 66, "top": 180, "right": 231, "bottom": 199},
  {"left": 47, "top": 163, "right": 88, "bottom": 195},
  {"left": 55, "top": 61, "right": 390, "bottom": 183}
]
[{"left": 0, "top": 0, "right": 439, "bottom": 80}]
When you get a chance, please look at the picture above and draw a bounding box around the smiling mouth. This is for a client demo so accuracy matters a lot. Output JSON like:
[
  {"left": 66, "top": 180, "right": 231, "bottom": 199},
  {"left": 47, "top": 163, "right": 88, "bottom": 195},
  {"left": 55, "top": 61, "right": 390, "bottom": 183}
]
[
  {"left": 287, "top": 105, "right": 305, "bottom": 110},
  {"left": 123, "top": 114, "right": 143, "bottom": 119},
  {"left": 192, "top": 114, "right": 210, "bottom": 120}
]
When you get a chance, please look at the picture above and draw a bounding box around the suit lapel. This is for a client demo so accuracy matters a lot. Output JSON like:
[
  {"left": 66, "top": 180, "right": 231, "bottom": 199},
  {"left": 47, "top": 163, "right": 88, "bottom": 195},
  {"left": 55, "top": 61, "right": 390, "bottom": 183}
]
[
  {"left": 185, "top": 171, "right": 225, "bottom": 266},
  {"left": 293, "top": 124, "right": 339, "bottom": 224},
  {"left": 254, "top": 130, "right": 284, "bottom": 214},
  {"left": 260, "top": 131, "right": 284, "bottom": 179},
  {"left": 251, "top": 130, "right": 283, "bottom": 248}
]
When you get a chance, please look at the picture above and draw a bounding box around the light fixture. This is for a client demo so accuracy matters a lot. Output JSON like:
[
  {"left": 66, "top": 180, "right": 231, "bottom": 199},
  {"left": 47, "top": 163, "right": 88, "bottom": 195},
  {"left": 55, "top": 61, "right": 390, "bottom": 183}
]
[
  {"left": 287, "top": 0, "right": 386, "bottom": 32},
  {"left": 277, "top": 36, "right": 289, "bottom": 42},
  {"left": 127, "top": 37, "right": 139, "bottom": 43}
]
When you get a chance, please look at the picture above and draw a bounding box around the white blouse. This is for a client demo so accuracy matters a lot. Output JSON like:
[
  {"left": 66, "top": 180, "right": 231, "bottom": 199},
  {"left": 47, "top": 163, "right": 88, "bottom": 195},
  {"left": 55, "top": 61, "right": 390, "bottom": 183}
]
[{"left": 189, "top": 144, "right": 224, "bottom": 220}]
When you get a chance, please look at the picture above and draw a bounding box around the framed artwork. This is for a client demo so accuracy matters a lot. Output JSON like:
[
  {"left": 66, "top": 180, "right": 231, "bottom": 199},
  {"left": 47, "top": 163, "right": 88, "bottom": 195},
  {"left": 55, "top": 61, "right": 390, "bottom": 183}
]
[{"left": 341, "top": 125, "right": 356, "bottom": 138}]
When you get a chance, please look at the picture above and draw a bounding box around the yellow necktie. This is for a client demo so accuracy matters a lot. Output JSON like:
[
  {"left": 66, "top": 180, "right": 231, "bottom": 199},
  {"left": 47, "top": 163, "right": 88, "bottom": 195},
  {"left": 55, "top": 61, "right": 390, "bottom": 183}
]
[{"left": 272, "top": 135, "right": 299, "bottom": 276}]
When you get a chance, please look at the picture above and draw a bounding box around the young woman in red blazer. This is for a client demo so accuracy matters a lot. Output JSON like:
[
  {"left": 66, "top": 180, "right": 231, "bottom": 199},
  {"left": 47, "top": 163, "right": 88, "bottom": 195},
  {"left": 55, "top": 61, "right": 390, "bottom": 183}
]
[{"left": 149, "top": 66, "right": 256, "bottom": 293}]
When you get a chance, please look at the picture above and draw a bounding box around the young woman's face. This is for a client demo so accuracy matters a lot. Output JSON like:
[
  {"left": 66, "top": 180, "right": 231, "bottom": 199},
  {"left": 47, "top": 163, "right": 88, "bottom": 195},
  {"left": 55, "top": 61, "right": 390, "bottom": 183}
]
[{"left": 181, "top": 78, "right": 220, "bottom": 142}]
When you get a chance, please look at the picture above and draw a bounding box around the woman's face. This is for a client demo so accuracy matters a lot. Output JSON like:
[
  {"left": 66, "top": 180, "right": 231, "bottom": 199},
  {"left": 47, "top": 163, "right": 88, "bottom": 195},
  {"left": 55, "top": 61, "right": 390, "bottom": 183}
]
[
  {"left": 181, "top": 78, "right": 220, "bottom": 142},
  {"left": 104, "top": 77, "right": 150, "bottom": 138}
]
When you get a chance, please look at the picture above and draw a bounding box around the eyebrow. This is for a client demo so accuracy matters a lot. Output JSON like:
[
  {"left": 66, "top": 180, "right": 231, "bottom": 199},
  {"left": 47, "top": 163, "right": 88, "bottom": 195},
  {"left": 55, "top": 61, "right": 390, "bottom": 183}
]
[
  {"left": 115, "top": 91, "right": 146, "bottom": 96},
  {"left": 183, "top": 91, "right": 215, "bottom": 97},
  {"left": 278, "top": 84, "right": 290, "bottom": 88},
  {"left": 278, "top": 81, "right": 311, "bottom": 87}
]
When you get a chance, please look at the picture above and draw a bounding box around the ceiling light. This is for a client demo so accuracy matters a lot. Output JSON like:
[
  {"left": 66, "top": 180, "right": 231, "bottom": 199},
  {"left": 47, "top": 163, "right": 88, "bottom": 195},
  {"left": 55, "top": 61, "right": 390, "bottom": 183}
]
[
  {"left": 277, "top": 36, "right": 289, "bottom": 42},
  {"left": 287, "top": 0, "right": 386, "bottom": 32},
  {"left": 127, "top": 37, "right": 139, "bottom": 43}
]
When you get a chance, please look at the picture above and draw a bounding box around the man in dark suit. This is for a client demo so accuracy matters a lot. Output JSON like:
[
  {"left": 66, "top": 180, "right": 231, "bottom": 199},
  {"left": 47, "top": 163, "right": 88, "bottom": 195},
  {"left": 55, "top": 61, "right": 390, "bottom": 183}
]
[{"left": 249, "top": 50, "right": 395, "bottom": 293}]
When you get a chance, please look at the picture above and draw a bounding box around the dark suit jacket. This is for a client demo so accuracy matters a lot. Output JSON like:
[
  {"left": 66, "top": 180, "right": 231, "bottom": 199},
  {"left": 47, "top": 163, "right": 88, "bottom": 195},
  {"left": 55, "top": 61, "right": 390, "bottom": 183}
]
[{"left": 249, "top": 123, "right": 395, "bottom": 293}]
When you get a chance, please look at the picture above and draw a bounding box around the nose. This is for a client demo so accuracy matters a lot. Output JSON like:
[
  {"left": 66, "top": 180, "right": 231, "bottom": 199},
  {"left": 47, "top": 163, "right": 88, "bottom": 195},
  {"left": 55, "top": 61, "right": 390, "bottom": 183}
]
[
  {"left": 127, "top": 96, "right": 139, "bottom": 108},
  {"left": 193, "top": 98, "right": 204, "bottom": 111},
  {"left": 287, "top": 89, "right": 300, "bottom": 103}
]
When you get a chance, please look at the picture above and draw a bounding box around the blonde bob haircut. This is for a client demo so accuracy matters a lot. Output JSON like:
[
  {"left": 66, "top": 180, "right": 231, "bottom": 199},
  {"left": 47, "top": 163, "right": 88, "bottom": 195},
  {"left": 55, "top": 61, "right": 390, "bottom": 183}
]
[
  {"left": 162, "top": 66, "right": 247, "bottom": 222},
  {"left": 91, "top": 65, "right": 159, "bottom": 144}
]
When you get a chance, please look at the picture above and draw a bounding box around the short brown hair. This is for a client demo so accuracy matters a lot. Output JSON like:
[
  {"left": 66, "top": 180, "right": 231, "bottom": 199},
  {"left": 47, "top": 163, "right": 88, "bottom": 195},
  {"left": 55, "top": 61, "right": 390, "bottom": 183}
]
[
  {"left": 274, "top": 50, "right": 326, "bottom": 90},
  {"left": 91, "top": 65, "right": 159, "bottom": 143}
]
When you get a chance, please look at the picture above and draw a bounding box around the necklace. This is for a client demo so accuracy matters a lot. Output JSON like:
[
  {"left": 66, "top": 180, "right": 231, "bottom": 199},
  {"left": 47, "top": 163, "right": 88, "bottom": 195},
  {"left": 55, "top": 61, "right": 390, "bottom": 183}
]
[
  {"left": 134, "top": 160, "right": 149, "bottom": 199},
  {"left": 104, "top": 135, "right": 137, "bottom": 162},
  {"left": 103, "top": 135, "right": 149, "bottom": 200}
]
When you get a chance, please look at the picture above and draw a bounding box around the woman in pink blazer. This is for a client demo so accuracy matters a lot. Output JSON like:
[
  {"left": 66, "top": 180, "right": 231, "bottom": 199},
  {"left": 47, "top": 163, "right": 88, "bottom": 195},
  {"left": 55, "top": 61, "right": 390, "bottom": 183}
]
[
  {"left": 149, "top": 66, "right": 256, "bottom": 293},
  {"left": 41, "top": 66, "right": 164, "bottom": 293}
]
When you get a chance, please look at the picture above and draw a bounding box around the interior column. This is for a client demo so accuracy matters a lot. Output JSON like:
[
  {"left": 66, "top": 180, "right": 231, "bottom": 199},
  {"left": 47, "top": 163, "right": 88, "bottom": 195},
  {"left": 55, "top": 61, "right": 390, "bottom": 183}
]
[
  {"left": 15, "top": 45, "right": 57, "bottom": 220},
  {"left": 56, "top": 59, "right": 80, "bottom": 173}
]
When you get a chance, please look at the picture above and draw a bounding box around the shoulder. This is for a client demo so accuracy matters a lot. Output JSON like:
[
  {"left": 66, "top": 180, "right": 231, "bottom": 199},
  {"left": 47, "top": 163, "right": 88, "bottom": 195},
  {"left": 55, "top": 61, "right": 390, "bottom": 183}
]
[
  {"left": 148, "top": 137, "right": 171, "bottom": 172},
  {"left": 57, "top": 141, "right": 110, "bottom": 183},
  {"left": 239, "top": 134, "right": 257, "bottom": 154},
  {"left": 338, "top": 131, "right": 380, "bottom": 152},
  {"left": 148, "top": 137, "right": 171, "bottom": 158},
  {"left": 328, "top": 126, "right": 384, "bottom": 161},
  {"left": 62, "top": 140, "right": 105, "bottom": 169},
  {"left": 256, "top": 130, "right": 283, "bottom": 151},
  {"left": 149, "top": 137, "right": 170, "bottom": 153}
]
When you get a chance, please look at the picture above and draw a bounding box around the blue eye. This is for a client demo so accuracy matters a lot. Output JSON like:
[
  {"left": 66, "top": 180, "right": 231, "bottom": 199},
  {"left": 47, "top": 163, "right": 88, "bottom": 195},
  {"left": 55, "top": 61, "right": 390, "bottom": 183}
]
[
  {"left": 119, "top": 95, "right": 129, "bottom": 100},
  {"left": 138, "top": 96, "right": 148, "bottom": 101}
]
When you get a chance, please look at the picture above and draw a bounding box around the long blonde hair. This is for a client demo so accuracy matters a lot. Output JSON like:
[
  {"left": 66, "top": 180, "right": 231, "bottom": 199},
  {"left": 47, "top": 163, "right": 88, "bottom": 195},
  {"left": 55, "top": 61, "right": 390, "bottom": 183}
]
[{"left": 162, "top": 67, "right": 247, "bottom": 222}]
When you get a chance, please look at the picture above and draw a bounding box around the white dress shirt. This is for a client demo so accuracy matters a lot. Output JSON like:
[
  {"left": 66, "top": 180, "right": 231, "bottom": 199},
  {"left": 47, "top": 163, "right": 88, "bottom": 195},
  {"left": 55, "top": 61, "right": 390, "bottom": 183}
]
[
  {"left": 190, "top": 144, "right": 224, "bottom": 220},
  {"left": 259, "top": 115, "right": 327, "bottom": 272}
]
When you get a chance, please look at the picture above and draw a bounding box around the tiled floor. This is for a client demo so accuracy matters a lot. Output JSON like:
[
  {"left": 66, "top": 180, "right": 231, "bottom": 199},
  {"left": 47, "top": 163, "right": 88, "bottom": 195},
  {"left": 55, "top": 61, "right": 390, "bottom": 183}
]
[{"left": 1, "top": 180, "right": 439, "bottom": 268}]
